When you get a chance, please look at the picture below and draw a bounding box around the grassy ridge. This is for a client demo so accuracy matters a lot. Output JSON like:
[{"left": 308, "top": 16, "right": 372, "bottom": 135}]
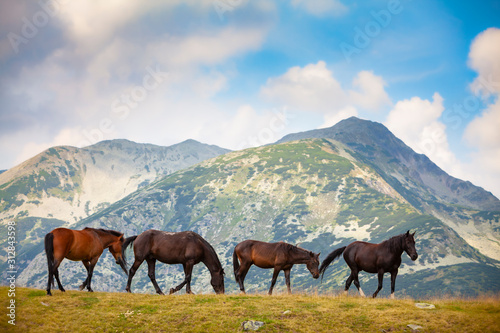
[{"left": 2, "top": 287, "right": 499, "bottom": 332}]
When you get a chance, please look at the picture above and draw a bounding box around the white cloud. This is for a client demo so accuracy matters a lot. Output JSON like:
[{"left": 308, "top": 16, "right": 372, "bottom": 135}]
[
  {"left": 290, "top": 0, "right": 348, "bottom": 17},
  {"left": 0, "top": 1, "right": 273, "bottom": 169},
  {"left": 261, "top": 61, "right": 391, "bottom": 126},
  {"left": 385, "top": 93, "right": 462, "bottom": 177},
  {"left": 349, "top": 70, "right": 391, "bottom": 111},
  {"left": 462, "top": 27, "right": 500, "bottom": 197},
  {"left": 467, "top": 28, "right": 500, "bottom": 98}
]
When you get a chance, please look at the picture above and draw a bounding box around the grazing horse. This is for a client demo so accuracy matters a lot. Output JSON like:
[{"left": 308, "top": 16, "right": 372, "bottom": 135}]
[
  {"left": 44, "top": 227, "right": 128, "bottom": 296},
  {"left": 319, "top": 230, "right": 418, "bottom": 298},
  {"left": 233, "top": 240, "right": 320, "bottom": 295},
  {"left": 124, "top": 230, "right": 225, "bottom": 295}
]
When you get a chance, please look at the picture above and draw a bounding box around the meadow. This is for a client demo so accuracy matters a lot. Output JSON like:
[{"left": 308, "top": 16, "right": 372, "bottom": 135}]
[{"left": 2, "top": 287, "right": 499, "bottom": 332}]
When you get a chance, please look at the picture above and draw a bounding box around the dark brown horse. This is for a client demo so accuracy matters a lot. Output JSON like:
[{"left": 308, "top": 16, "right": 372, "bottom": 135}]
[
  {"left": 319, "top": 231, "right": 418, "bottom": 298},
  {"left": 44, "top": 227, "right": 128, "bottom": 296},
  {"left": 124, "top": 230, "right": 225, "bottom": 295},
  {"left": 233, "top": 240, "right": 320, "bottom": 295}
]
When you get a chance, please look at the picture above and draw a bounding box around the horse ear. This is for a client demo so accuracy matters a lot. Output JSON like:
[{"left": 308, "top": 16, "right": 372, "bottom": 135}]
[
  {"left": 406, "top": 230, "right": 410, "bottom": 236},
  {"left": 412, "top": 231, "right": 416, "bottom": 237}
]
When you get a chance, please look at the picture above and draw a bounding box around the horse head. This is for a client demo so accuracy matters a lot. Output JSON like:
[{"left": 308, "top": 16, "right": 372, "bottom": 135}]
[
  {"left": 210, "top": 268, "right": 225, "bottom": 294},
  {"left": 108, "top": 234, "right": 128, "bottom": 275},
  {"left": 306, "top": 252, "right": 321, "bottom": 279},
  {"left": 404, "top": 230, "right": 418, "bottom": 261}
]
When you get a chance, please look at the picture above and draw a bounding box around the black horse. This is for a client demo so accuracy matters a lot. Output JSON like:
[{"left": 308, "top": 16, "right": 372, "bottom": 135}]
[
  {"left": 233, "top": 240, "right": 320, "bottom": 295},
  {"left": 124, "top": 230, "right": 225, "bottom": 295},
  {"left": 319, "top": 231, "right": 418, "bottom": 298}
]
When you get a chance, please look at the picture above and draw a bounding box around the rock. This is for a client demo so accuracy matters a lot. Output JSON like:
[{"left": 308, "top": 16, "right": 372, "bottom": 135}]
[
  {"left": 282, "top": 310, "right": 292, "bottom": 315},
  {"left": 407, "top": 324, "right": 423, "bottom": 331},
  {"left": 415, "top": 303, "right": 436, "bottom": 309},
  {"left": 241, "top": 320, "right": 265, "bottom": 331}
]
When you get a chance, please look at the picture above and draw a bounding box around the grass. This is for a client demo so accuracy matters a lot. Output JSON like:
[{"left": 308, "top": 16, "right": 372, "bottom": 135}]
[{"left": 2, "top": 287, "right": 500, "bottom": 332}]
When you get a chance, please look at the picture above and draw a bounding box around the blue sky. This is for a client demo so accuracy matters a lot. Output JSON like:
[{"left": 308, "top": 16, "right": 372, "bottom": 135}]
[{"left": 0, "top": 0, "right": 499, "bottom": 197}]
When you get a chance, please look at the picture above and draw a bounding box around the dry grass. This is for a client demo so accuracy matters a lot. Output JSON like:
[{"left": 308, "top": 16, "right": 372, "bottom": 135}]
[{"left": 2, "top": 287, "right": 499, "bottom": 332}]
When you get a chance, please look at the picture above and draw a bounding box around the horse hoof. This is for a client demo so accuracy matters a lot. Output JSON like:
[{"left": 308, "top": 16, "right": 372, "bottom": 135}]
[
  {"left": 61, "top": 289, "right": 66, "bottom": 292},
  {"left": 169, "top": 288, "right": 175, "bottom": 295},
  {"left": 79, "top": 285, "right": 85, "bottom": 291},
  {"left": 47, "top": 291, "right": 52, "bottom": 296}
]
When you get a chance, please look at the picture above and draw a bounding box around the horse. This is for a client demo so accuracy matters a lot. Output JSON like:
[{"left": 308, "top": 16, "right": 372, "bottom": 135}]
[
  {"left": 233, "top": 240, "right": 320, "bottom": 295},
  {"left": 124, "top": 230, "right": 225, "bottom": 295},
  {"left": 319, "top": 230, "right": 418, "bottom": 299},
  {"left": 44, "top": 227, "right": 128, "bottom": 296}
]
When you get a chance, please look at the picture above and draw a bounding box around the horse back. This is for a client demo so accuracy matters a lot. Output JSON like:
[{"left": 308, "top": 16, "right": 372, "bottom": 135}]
[
  {"left": 136, "top": 230, "right": 204, "bottom": 264},
  {"left": 345, "top": 241, "right": 400, "bottom": 273},
  {"left": 235, "top": 240, "right": 284, "bottom": 268},
  {"left": 344, "top": 241, "right": 380, "bottom": 273},
  {"left": 51, "top": 228, "right": 104, "bottom": 261}
]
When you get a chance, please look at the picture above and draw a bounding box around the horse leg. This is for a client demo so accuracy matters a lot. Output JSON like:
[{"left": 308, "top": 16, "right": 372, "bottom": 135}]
[
  {"left": 268, "top": 267, "right": 281, "bottom": 295},
  {"left": 170, "top": 261, "right": 194, "bottom": 295},
  {"left": 85, "top": 257, "right": 99, "bottom": 292},
  {"left": 146, "top": 258, "right": 164, "bottom": 295},
  {"left": 351, "top": 269, "right": 365, "bottom": 297},
  {"left": 46, "top": 258, "right": 60, "bottom": 296},
  {"left": 79, "top": 260, "right": 90, "bottom": 291},
  {"left": 183, "top": 263, "right": 195, "bottom": 295},
  {"left": 390, "top": 269, "right": 398, "bottom": 299},
  {"left": 126, "top": 258, "right": 144, "bottom": 293},
  {"left": 53, "top": 265, "right": 65, "bottom": 292},
  {"left": 344, "top": 271, "right": 354, "bottom": 295},
  {"left": 236, "top": 263, "right": 251, "bottom": 294},
  {"left": 372, "top": 270, "right": 384, "bottom": 298},
  {"left": 284, "top": 269, "right": 292, "bottom": 294}
]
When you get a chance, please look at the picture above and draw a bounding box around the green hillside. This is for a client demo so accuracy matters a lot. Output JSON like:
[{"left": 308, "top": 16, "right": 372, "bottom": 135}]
[{"left": 16, "top": 138, "right": 498, "bottom": 297}]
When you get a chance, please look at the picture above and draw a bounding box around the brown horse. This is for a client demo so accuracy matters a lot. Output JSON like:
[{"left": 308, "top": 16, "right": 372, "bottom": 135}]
[
  {"left": 44, "top": 227, "right": 128, "bottom": 296},
  {"left": 233, "top": 240, "right": 320, "bottom": 295},
  {"left": 124, "top": 230, "right": 225, "bottom": 295},
  {"left": 319, "top": 231, "right": 418, "bottom": 298}
]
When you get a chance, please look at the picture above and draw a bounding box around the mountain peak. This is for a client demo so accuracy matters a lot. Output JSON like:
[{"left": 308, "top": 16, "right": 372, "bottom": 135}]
[{"left": 277, "top": 117, "right": 500, "bottom": 211}]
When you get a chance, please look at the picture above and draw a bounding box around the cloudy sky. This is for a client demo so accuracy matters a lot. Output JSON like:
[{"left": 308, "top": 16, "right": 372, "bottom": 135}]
[{"left": 1, "top": 0, "right": 499, "bottom": 197}]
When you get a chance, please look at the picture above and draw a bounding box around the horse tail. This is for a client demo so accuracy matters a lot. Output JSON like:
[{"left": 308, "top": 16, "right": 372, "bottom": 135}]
[
  {"left": 232, "top": 248, "right": 240, "bottom": 276},
  {"left": 319, "top": 246, "right": 346, "bottom": 281},
  {"left": 45, "top": 232, "right": 55, "bottom": 288},
  {"left": 122, "top": 235, "right": 137, "bottom": 256}
]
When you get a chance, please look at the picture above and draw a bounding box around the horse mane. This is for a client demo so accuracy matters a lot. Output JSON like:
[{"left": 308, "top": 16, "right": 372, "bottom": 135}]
[
  {"left": 383, "top": 233, "right": 405, "bottom": 252},
  {"left": 192, "top": 232, "right": 224, "bottom": 272},
  {"left": 84, "top": 227, "right": 123, "bottom": 238},
  {"left": 281, "top": 242, "right": 313, "bottom": 257}
]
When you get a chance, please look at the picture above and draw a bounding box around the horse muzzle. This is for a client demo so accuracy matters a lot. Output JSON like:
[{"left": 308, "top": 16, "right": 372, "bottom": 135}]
[{"left": 411, "top": 254, "right": 418, "bottom": 261}]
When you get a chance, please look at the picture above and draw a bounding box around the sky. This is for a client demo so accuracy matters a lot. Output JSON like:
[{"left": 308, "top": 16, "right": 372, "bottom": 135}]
[{"left": 0, "top": 0, "right": 499, "bottom": 198}]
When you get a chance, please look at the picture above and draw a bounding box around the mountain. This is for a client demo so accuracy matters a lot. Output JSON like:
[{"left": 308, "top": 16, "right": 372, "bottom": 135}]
[
  {"left": 18, "top": 137, "right": 500, "bottom": 297},
  {"left": 0, "top": 139, "right": 230, "bottom": 224},
  {"left": 0, "top": 139, "right": 230, "bottom": 280},
  {"left": 278, "top": 117, "right": 500, "bottom": 262},
  {"left": 278, "top": 117, "right": 500, "bottom": 212}
]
